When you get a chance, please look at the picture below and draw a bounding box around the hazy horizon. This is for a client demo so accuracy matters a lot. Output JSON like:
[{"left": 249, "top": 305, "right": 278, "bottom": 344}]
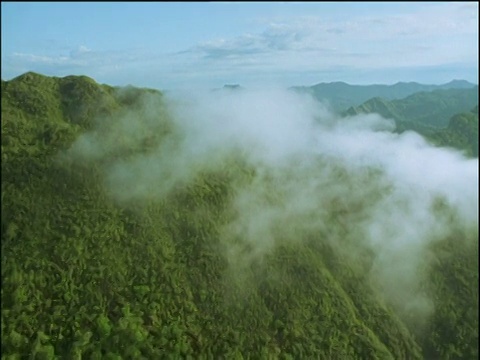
[
  {"left": 3, "top": 70, "right": 478, "bottom": 94},
  {"left": 1, "top": 2, "right": 478, "bottom": 90}
]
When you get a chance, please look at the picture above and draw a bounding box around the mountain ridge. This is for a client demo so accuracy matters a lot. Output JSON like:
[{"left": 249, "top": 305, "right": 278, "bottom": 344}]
[
  {"left": 340, "top": 87, "right": 478, "bottom": 157},
  {"left": 291, "top": 79, "right": 477, "bottom": 112}
]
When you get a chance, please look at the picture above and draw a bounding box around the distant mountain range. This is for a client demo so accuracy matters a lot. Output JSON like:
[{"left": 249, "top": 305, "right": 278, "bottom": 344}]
[
  {"left": 344, "top": 86, "right": 478, "bottom": 127},
  {"left": 290, "top": 80, "right": 477, "bottom": 112},
  {"left": 342, "top": 87, "right": 478, "bottom": 157}
]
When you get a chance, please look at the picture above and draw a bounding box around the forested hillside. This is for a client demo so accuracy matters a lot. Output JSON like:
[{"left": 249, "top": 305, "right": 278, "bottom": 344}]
[
  {"left": 344, "top": 87, "right": 478, "bottom": 128},
  {"left": 428, "top": 106, "right": 479, "bottom": 157},
  {"left": 343, "top": 87, "right": 478, "bottom": 157},
  {"left": 1, "top": 72, "right": 478, "bottom": 359}
]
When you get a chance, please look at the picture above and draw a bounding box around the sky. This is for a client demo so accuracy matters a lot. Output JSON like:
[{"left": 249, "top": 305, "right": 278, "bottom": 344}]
[{"left": 1, "top": 2, "right": 478, "bottom": 90}]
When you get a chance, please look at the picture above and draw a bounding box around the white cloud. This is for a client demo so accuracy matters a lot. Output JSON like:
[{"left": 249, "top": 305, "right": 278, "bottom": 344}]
[
  {"left": 197, "top": 4, "right": 474, "bottom": 60},
  {"left": 2, "top": 46, "right": 160, "bottom": 83},
  {"left": 11, "top": 52, "right": 70, "bottom": 65},
  {"left": 1, "top": 2, "right": 477, "bottom": 88},
  {"left": 178, "top": 2, "right": 477, "bottom": 78},
  {"left": 66, "top": 87, "right": 478, "bottom": 321}
]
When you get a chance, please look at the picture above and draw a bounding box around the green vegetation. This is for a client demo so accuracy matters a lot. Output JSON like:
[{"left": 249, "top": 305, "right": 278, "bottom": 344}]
[
  {"left": 2, "top": 72, "right": 478, "bottom": 359},
  {"left": 343, "top": 87, "right": 478, "bottom": 157},
  {"left": 344, "top": 87, "right": 478, "bottom": 128},
  {"left": 428, "top": 107, "right": 479, "bottom": 157}
]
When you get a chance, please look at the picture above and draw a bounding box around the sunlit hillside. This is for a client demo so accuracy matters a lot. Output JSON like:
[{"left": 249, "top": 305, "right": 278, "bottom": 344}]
[{"left": 1, "top": 72, "right": 478, "bottom": 359}]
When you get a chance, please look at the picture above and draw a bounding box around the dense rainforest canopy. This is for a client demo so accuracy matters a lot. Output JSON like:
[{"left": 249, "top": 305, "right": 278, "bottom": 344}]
[{"left": 1, "top": 72, "right": 478, "bottom": 359}]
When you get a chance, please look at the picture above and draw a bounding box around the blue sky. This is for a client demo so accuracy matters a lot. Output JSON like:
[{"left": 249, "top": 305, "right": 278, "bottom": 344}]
[{"left": 1, "top": 2, "right": 478, "bottom": 90}]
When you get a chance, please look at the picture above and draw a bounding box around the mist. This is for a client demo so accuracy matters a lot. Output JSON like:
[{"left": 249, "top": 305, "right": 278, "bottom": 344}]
[{"left": 66, "top": 86, "right": 478, "bottom": 324}]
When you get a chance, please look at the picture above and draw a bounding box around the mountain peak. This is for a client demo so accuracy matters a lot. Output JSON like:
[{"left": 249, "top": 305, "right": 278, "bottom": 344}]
[
  {"left": 60, "top": 74, "right": 98, "bottom": 84},
  {"left": 12, "top": 71, "right": 48, "bottom": 83},
  {"left": 445, "top": 79, "right": 473, "bottom": 86},
  {"left": 223, "top": 84, "right": 243, "bottom": 90}
]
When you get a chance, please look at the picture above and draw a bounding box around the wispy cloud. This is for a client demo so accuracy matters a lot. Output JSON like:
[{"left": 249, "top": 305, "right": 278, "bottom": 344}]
[
  {"left": 2, "top": 2, "right": 477, "bottom": 88},
  {"left": 186, "top": 2, "right": 477, "bottom": 63},
  {"left": 11, "top": 45, "right": 97, "bottom": 67},
  {"left": 166, "top": 2, "right": 477, "bottom": 88}
]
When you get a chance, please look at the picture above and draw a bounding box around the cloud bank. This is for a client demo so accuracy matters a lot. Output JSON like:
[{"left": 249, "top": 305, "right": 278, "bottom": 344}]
[{"left": 65, "top": 87, "right": 478, "bottom": 325}]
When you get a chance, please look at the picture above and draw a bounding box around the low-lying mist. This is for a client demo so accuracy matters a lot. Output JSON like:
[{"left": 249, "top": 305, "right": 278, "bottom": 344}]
[{"left": 66, "top": 86, "right": 478, "bottom": 324}]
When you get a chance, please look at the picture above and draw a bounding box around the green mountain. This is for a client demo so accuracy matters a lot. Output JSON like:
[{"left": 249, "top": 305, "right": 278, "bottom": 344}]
[
  {"left": 428, "top": 107, "right": 479, "bottom": 157},
  {"left": 291, "top": 80, "right": 477, "bottom": 112},
  {"left": 2, "top": 72, "right": 478, "bottom": 359},
  {"left": 342, "top": 87, "right": 478, "bottom": 157}
]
